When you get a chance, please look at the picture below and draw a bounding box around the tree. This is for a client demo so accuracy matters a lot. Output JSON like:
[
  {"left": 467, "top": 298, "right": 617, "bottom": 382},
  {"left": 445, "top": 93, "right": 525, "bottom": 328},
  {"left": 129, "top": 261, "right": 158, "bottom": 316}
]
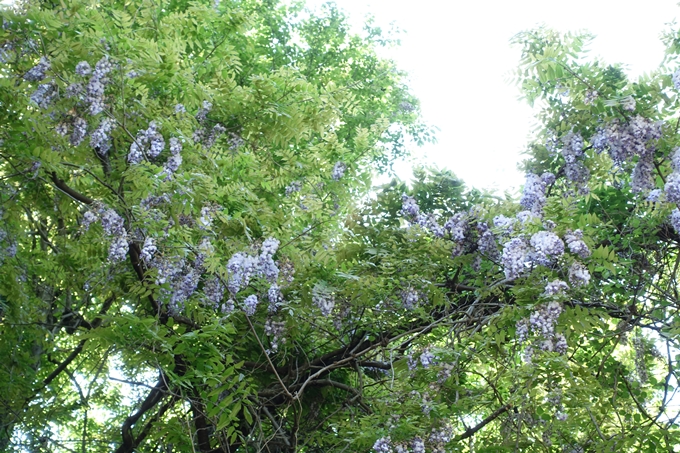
[{"left": 0, "top": 0, "right": 679, "bottom": 451}]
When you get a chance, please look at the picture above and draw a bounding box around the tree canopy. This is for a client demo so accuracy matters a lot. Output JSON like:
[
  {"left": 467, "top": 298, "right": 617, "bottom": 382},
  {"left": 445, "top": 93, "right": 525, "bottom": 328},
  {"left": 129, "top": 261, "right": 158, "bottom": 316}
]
[{"left": 1, "top": 1, "right": 679, "bottom": 452}]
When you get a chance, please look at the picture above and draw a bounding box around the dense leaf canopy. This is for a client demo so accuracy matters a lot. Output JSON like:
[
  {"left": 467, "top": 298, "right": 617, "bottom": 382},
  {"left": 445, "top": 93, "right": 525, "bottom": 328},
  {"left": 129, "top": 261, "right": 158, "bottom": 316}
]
[{"left": 1, "top": 1, "right": 679, "bottom": 452}]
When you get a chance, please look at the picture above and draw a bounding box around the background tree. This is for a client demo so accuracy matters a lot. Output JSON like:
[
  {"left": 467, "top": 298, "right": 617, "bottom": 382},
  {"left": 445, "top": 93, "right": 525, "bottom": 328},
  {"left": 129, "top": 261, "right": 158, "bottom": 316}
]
[{"left": 1, "top": 1, "right": 680, "bottom": 453}]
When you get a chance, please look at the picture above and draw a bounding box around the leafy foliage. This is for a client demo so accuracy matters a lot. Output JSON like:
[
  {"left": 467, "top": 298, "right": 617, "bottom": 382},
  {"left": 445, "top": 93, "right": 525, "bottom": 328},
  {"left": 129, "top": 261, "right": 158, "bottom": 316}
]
[{"left": 1, "top": 1, "right": 680, "bottom": 453}]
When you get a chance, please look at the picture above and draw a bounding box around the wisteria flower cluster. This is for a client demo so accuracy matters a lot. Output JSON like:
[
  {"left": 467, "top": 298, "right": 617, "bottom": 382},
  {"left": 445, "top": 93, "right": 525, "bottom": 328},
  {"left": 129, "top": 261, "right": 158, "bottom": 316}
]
[
  {"left": 85, "top": 57, "right": 113, "bottom": 115},
  {"left": 592, "top": 116, "right": 662, "bottom": 168},
  {"left": 128, "top": 121, "right": 165, "bottom": 164},
  {"left": 372, "top": 427, "right": 451, "bottom": 453},
  {"left": 312, "top": 283, "right": 335, "bottom": 316},
  {"left": 516, "top": 301, "right": 568, "bottom": 356},
  {"left": 665, "top": 147, "right": 680, "bottom": 205},
  {"left": 90, "top": 117, "right": 116, "bottom": 155},
  {"left": 564, "top": 229, "right": 591, "bottom": 258},
  {"left": 82, "top": 205, "right": 129, "bottom": 262},
  {"left": 502, "top": 237, "right": 530, "bottom": 280},
  {"left": 519, "top": 172, "right": 554, "bottom": 214},
  {"left": 529, "top": 231, "right": 564, "bottom": 265},
  {"left": 264, "top": 319, "right": 286, "bottom": 353},
  {"left": 400, "top": 287, "right": 421, "bottom": 309},
  {"left": 24, "top": 56, "right": 50, "bottom": 81},
  {"left": 331, "top": 161, "right": 347, "bottom": 180}
]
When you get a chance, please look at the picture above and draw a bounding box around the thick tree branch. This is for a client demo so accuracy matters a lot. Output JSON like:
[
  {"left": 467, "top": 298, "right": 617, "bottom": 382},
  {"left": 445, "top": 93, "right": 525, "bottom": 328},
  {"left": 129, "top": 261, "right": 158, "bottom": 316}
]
[
  {"left": 455, "top": 403, "right": 511, "bottom": 441},
  {"left": 114, "top": 372, "right": 169, "bottom": 453},
  {"left": 50, "top": 172, "right": 93, "bottom": 205}
]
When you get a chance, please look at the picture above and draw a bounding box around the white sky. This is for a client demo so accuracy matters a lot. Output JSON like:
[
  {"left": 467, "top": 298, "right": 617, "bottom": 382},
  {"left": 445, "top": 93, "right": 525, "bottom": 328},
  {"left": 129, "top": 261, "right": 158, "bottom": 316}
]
[{"left": 306, "top": 0, "right": 680, "bottom": 194}]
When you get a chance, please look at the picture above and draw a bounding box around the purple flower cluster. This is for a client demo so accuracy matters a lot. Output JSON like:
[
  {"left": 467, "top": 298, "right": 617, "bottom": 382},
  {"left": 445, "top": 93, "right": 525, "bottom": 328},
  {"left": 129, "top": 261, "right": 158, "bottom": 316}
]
[
  {"left": 529, "top": 231, "right": 564, "bottom": 265},
  {"left": 285, "top": 181, "right": 302, "bottom": 196},
  {"left": 81, "top": 206, "right": 130, "bottom": 262},
  {"left": 665, "top": 148, "right": 680, "bottom": 203},
  {"left": 331, "top": 161, "right": 347, "bottom": 180},
  {"left": 520, "top": 173, "right": 553, "bottom": 214},
  {"left": 71, "top": 118, "right": 88, "bottom": 146},
  {"left": 128, "top": 121, "right": 165, "bottom": 164},
  {"left": 226, "top": 238, "right": 280, "bottom": 295},
  {"left": 85, "top": 57, "right": 112, "bottom": 115},
  {"left": 592, "top": 116, "right": 662, "bottom": 168},
  {"left": 672, "top": 68, "right": 680, "bottom": 90},
  {"left": 162, "top": 137, "right": 183, "bottom": 177},
  {"left": 24, "top": 56, "right": 50, "bottom": 81},
  {"left": 400, "top": 195, "right": 420, "bottom": 219},
  {"left": 75, "top": 61, "right": 91, "bottom": 76},
  {"left": 140, "top": 237, "right": 157, "bottom": 264},
  {"left": 90, "top": 117, "right": 116, "bottom": 155},
  {"left": 631, "top": 148, "right": 656, "bottom": 193},
  {"left": 568, "top": 261, "right": 590, "bottom": 287},
  {"left": 203, "top": 276, "right": 225, "bottom": 307},
  {"left": 169, "top": 269, "right": 200, "bottom": 312},
  {"left": 264, "top": 319, "right": 286, "bottom": 352},
  {"left": 312, "top": 284, "right": 335, "bottom": 316},
  {"left": 529, "top": 301, "right": 562, "bottom": 337},
  {"left": 477, "top": 222, "right": 499, "bottom": 260},
  {"left": 400, "top": 288, "right": 420, "bottom": 309},
  {"left": 373, "top": 437, "right": 392, "bottom": 453},
  {"left": 267, "top": 283, "right": 283, "bottom": 312},
  {"left": 419, "top": 350, "right": 435, "bottom": 368},
  {"left": 517, "top": 302, "right": 568, "bottom": 354},
  {"left": 444, "top": 212, "right": 467, "bottom": 242},
  {"left": 227, "top": 132, "right": 244, "bottom": 150},
  {"left": 243, "top": 294, "right": 258, "bottom": 316},
  {"left": 502, "top": 237, "right": 529, "bottom": 280},
  {"left": 564, "top": 229, "right": 590, "bottom": 258},
  {"left": 670, "top": 208, "right": 680, "bottom": 234},
  {"left": 544, "top": 279, "right": 568, "bottom": 296},
  {"left": 30, "top": 82, "right": 57, "bottom": 109},
  {"left": 493, "top": 215, "right": 515, "bottom": 235}
]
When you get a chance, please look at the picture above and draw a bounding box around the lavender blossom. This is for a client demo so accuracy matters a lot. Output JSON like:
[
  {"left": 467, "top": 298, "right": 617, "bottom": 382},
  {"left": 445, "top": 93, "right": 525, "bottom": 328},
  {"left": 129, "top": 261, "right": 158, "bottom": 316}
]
[
  {"left": 267, "top": 284, "right": 283, "bottom": 312},
  {"left": 529, "top": 301, "right": 562, "bottom": 337},
  {"left": 312, "top": 285, "right": 335, "bottom": 316},
  {"left": 203, "top": 276, "right": 225, "bottom": 307},
  {"left": 564, "top": 230, "right": 591, "bottom": 258},
  {"left": 647, "top": 189, "right": 662, "bottom": 202},
  {"left": 331, "top": 162, "right": 347, "bottom": 180},
  {"left": 75, "top": 61, "right": 91, "bottom": 76},
  {"left": 568, "top": 261, "right": 590, "bottom": 287},
  {"left": 444, "top": 212, "right": 467, "bottom": 242},
  {"left": 544, "top": 279, "right": 568, "bottom": 296},
  {"left": 264, "top": 319, "right": 286, "bottom": 352},
  {"left": 665, "top": 172, "right": 680, "bottom": 204},
  {"left": 670, "top": 208, "right": 680, "bottom": 234},
  {"left": 90, "top": 117, "right": 115, "bottom": 155},
  {"left": 100, "top": 208, "right": 125, "bottom": 236},
  {"left": 419, "top": 350, "right": 435, "bottom": 368},
  {"left": 140, "top": 237, "right": 156, "bottom": 264},
  {"left": 401, "top": 288, "right": 419, "bottom": 309},
  {"left": 520, "top": 173, "right": 547, "bottom": 214},
  {"left": 502, "top": 237, "right": 529, "bottom": 280},
  {"left": 400, "top": 195, "right": 420, "bottom": 219},
  {"left": 86, "top": 56, "right": 112, "bottom": 115},
  {"left": 30, "top": 82, "right": 57, "bottom": 109},
  {"left": 108, "top": 235, "right": 128, "bottom": 262},
  {"left": 530, "top": 231, "right": 564, "bottom": 264},
  {"left": 373, "top": 437, "right": 393, "bottom": 453},
  {"left": 220, "top": 299, "right": 235, "bottom": 315},
  {"left": 285, "top": 181, "right": 302, "bottom": 196},
  {"left": 70, "top": 118, "right": 88, "bottom": 146},
  {"left": 24, "top": 56, "right": 50, "bottom": 81},
  {"left": 243, "top": 294, "right": 258, "bottom": 316}
]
